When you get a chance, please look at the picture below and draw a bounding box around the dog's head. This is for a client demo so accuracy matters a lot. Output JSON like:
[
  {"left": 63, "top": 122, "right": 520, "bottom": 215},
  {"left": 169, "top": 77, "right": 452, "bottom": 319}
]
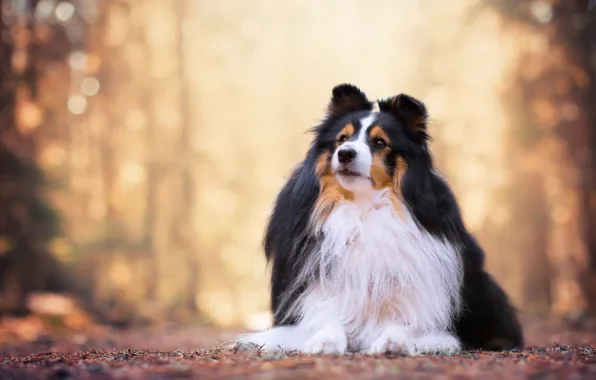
[{"left": 313, "top": 84, "right": 430, "bottom": 196}]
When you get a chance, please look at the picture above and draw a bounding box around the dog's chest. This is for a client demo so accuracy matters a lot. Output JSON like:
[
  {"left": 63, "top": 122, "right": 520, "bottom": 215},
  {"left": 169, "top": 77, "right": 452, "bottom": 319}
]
[
  {"left": 321, "top": 198, "right": 425, "bottom": 266},
  {"left": 314, "top": 197, "right": 461, "bottom": 329}
]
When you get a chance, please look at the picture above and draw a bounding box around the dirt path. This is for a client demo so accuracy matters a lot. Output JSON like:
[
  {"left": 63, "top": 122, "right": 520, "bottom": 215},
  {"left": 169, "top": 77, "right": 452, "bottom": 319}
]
[{"left": 1, "top": 318, "right": 595, "bottom": 379}]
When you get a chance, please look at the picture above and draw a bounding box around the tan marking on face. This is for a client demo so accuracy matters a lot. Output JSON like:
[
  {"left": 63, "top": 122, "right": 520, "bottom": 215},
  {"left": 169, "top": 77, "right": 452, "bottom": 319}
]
[
  {"left": 312, "top": 150, "right": 354, "bottom": 229},
  {"left": 387, "top": 156, "right": 408, "bottom": 215},
  {"left": 369, "top": 126, "right": 389, "bottom": 144},
  {"left": 335, "top": 123, "right": 355, "bottom": 147},
  {"left": 370, "top": 155, "right": 391, "bottom": 190},
  {"left": 369, "top": 126, "right": 392, "bottom": 190},
  {"left": 394, "top": 156, "right": 408, "bottom": 188},
  {"left": 315, "top": 151, "right": 331, "bottom": 177}
]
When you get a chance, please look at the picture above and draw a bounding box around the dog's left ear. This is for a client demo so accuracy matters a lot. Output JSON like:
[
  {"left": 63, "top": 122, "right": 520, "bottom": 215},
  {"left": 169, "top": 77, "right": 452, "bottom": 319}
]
[
  {"left": 378, "top": 94, "right": 429, "bottom": 142},
  {"left": 327, "top": 84, "right": 373, "bottom": 118}
]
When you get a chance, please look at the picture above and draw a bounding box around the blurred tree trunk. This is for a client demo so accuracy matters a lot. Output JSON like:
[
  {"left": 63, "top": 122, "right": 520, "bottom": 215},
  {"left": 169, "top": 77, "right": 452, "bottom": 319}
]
[
  {"left": 142, "top": 0, "right": 200, "bottom": 320},
  {"left": 572, "top": 1, "right": 596, "bottom": 315},
  {"left": 81, "top": 0, "right": 201, "bottom": 322},
  {"left": 177, "top": 0, "right": 199, "bottom": 315},
  {"left": 491, "top": 0, "right": 596, "bottom": 317},
  {"left": 0, "top": 0, "right": 54, "bottom": 312},
  {"left": 0, "top": 0, "right": 91, "bottom": 314},
  {"left": 82, "top": 0, "right": 155, "bottom": 320},
  {"left": 536, "top": 1, "right": 596, "bottom": 318}
]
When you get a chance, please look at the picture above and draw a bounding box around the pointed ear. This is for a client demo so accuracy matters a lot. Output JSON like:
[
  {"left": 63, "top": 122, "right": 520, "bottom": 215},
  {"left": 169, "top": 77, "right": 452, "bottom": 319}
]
[
  {"left": 327, "top": 84, "right": 373, "bottom": 118},
  {"left": 378, "top": 94, "right": 429, "bottom": 142}
]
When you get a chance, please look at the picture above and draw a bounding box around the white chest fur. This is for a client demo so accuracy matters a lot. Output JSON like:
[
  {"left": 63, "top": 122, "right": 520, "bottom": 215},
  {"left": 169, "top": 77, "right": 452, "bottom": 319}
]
[
  {"left": 297, "top": 189, "right": 463, "bottom": 349},
  {"left": 236, "top": 189, "right": 464, "bottom": 354}
]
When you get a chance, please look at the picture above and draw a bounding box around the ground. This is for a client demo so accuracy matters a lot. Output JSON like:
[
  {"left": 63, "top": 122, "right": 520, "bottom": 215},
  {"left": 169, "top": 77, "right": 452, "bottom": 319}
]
[{"left": 1, "top": 317, "right": 595, "bottom": 379}]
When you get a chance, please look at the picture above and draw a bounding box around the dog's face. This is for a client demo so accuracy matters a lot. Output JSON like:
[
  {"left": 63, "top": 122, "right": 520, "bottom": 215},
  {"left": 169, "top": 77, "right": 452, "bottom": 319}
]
[
  {"left": 319, "top": 110, "right": 409, "bottom": 194},
  {"left": 314, "top": 84, "right": 429, "bottom": 196}
]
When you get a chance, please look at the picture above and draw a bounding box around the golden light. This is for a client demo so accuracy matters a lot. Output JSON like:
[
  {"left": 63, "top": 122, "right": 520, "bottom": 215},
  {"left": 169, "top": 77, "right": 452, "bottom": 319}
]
[
  {"left": 55, "top": 1, "right": 76, "bottom": 24},
  {"left": 81, "top": 77, "right": 100, "bottom": 96},
  {"left": 530, "top": 1, "right": 553, "bottom": 24},
  {"left": 16, "top": 101, "right": 43, "bottom": 133},
  {"left": 40, "top": 143, "right": 67, "bottom": 167},
  {"left": 67, "top": 95, "right": 87, "bottom": 114},
  {"left": 119, "top": 161, "right": 146, "bottom": 187},
  {"left": 8, "top": 0, "right": 590, "bottom": 328},
  {"left": 125, "top": 109, "right": 147, "bottom": 131},
  {"left": 69, "top": 51, "right": 87, "bottom": 71}
]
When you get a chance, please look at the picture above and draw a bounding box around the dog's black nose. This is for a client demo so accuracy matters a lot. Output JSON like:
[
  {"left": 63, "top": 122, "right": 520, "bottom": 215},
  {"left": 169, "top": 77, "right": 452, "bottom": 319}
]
[{"left": 338, "top": 148, "right": 357, "bottom": 164}]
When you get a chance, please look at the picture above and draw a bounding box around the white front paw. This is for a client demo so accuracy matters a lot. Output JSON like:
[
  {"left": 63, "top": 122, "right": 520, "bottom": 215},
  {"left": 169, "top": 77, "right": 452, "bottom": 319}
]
[
  {"left": 411, "top": 332, "right": 461, "bottom": 355},
  {"left": 302, "top": 325, "right": 347, "bottom": 355},
  {"left": 366, "top": 325, "right": 412, "bottom": 355}
]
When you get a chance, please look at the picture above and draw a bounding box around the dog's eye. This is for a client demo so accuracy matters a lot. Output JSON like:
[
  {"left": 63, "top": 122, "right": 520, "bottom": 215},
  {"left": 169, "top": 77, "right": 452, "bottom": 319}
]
[
  {"left": 338, "top": 135, "right": 348, "bottom": 144},
  {"left": 373, "top": 138, "right": 387, "bottom": 148}
]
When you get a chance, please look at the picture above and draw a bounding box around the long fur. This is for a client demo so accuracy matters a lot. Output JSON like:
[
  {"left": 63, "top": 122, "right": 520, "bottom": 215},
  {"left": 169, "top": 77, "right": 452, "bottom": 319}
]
[{"left": 236, "top": 84, "right": 524, "bottom": 355}]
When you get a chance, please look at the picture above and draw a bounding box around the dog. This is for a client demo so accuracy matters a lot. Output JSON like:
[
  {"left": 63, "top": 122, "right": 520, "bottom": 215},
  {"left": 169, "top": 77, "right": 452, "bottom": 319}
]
[{"left": 236, "top": 84, "right": 524, "bottom": 355}]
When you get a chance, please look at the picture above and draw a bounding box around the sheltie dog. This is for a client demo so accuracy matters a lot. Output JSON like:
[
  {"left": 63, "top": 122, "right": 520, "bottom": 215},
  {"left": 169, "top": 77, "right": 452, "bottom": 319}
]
[{"left": 236, "top": 84, "right": 524, "bottom": 355}]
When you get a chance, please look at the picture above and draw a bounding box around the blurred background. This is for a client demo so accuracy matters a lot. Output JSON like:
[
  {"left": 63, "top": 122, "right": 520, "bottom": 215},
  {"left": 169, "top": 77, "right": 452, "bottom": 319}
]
[{"left": 1, "top": 0, "right": 596, "bottom": 347}]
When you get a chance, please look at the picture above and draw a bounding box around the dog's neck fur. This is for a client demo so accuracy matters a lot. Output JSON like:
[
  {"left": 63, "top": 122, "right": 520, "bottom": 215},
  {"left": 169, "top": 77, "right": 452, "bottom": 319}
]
[{"left": 294, "top": 187, "right": 463, "bottom": 349}]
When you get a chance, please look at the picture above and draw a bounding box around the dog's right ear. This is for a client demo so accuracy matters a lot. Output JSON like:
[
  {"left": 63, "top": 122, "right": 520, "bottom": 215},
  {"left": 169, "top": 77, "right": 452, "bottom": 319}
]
[
  {"left": 378, "top": 93, "right": 429, "bottom": 143},
  {"left": 327, "top": 84, "right": 373, "bottom": 118}
]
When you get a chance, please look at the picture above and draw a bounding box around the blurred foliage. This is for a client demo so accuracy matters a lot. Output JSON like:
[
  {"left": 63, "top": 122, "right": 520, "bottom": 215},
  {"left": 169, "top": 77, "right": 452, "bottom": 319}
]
[
  {"left": 0, "top": 0, "right": 64, "bottom": 314},
  {"left": 485, "top": 0, "right": 596, "bottom": 316},
  {"left": 0, "top": 0, "right": 595, "bottom": 330}
]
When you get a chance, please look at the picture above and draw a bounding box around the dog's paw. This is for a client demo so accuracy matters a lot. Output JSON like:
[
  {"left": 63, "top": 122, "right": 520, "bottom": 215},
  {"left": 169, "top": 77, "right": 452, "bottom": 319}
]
[
  {"left": 366, "top": 325, "right": 412, "bottom": 355},
  {"left": 411, "top": 332, "right": 461, "bottom": 355},
  {"left": 302, "top": 325, "right": 347, "bottom": 355}
]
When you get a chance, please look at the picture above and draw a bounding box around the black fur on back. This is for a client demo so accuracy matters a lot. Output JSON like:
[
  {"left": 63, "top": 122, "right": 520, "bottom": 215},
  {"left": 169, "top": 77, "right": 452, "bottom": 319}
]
[{"left": 263, "top": 84, "right": 524, "bottom": 351}]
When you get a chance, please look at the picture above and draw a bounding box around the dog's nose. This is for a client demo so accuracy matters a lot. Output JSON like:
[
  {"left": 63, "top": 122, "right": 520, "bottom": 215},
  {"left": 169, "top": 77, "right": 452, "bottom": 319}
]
[{"left": 338, "top": 148, "right": 357, "bottom": 164}]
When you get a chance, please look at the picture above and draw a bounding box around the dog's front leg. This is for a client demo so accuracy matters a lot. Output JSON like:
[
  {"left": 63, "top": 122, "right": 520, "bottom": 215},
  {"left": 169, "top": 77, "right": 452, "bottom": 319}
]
[
  {"left": 297, "top": 289, "right": 348, "bottom": 355},
  {"left": 301, "top": 323, "right": 348, "bottom": 354},
  {"left": 410, "top": 331, "right": 461, "bottom": 355},
  {"left": 365, "top": 323, "right": 413, "bottom": 355}
]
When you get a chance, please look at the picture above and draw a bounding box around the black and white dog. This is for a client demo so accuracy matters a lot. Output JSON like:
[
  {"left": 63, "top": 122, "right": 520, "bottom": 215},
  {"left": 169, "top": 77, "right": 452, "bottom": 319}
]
[{"left": 237, "top": 84, "right": 524, "bottom": 355}]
